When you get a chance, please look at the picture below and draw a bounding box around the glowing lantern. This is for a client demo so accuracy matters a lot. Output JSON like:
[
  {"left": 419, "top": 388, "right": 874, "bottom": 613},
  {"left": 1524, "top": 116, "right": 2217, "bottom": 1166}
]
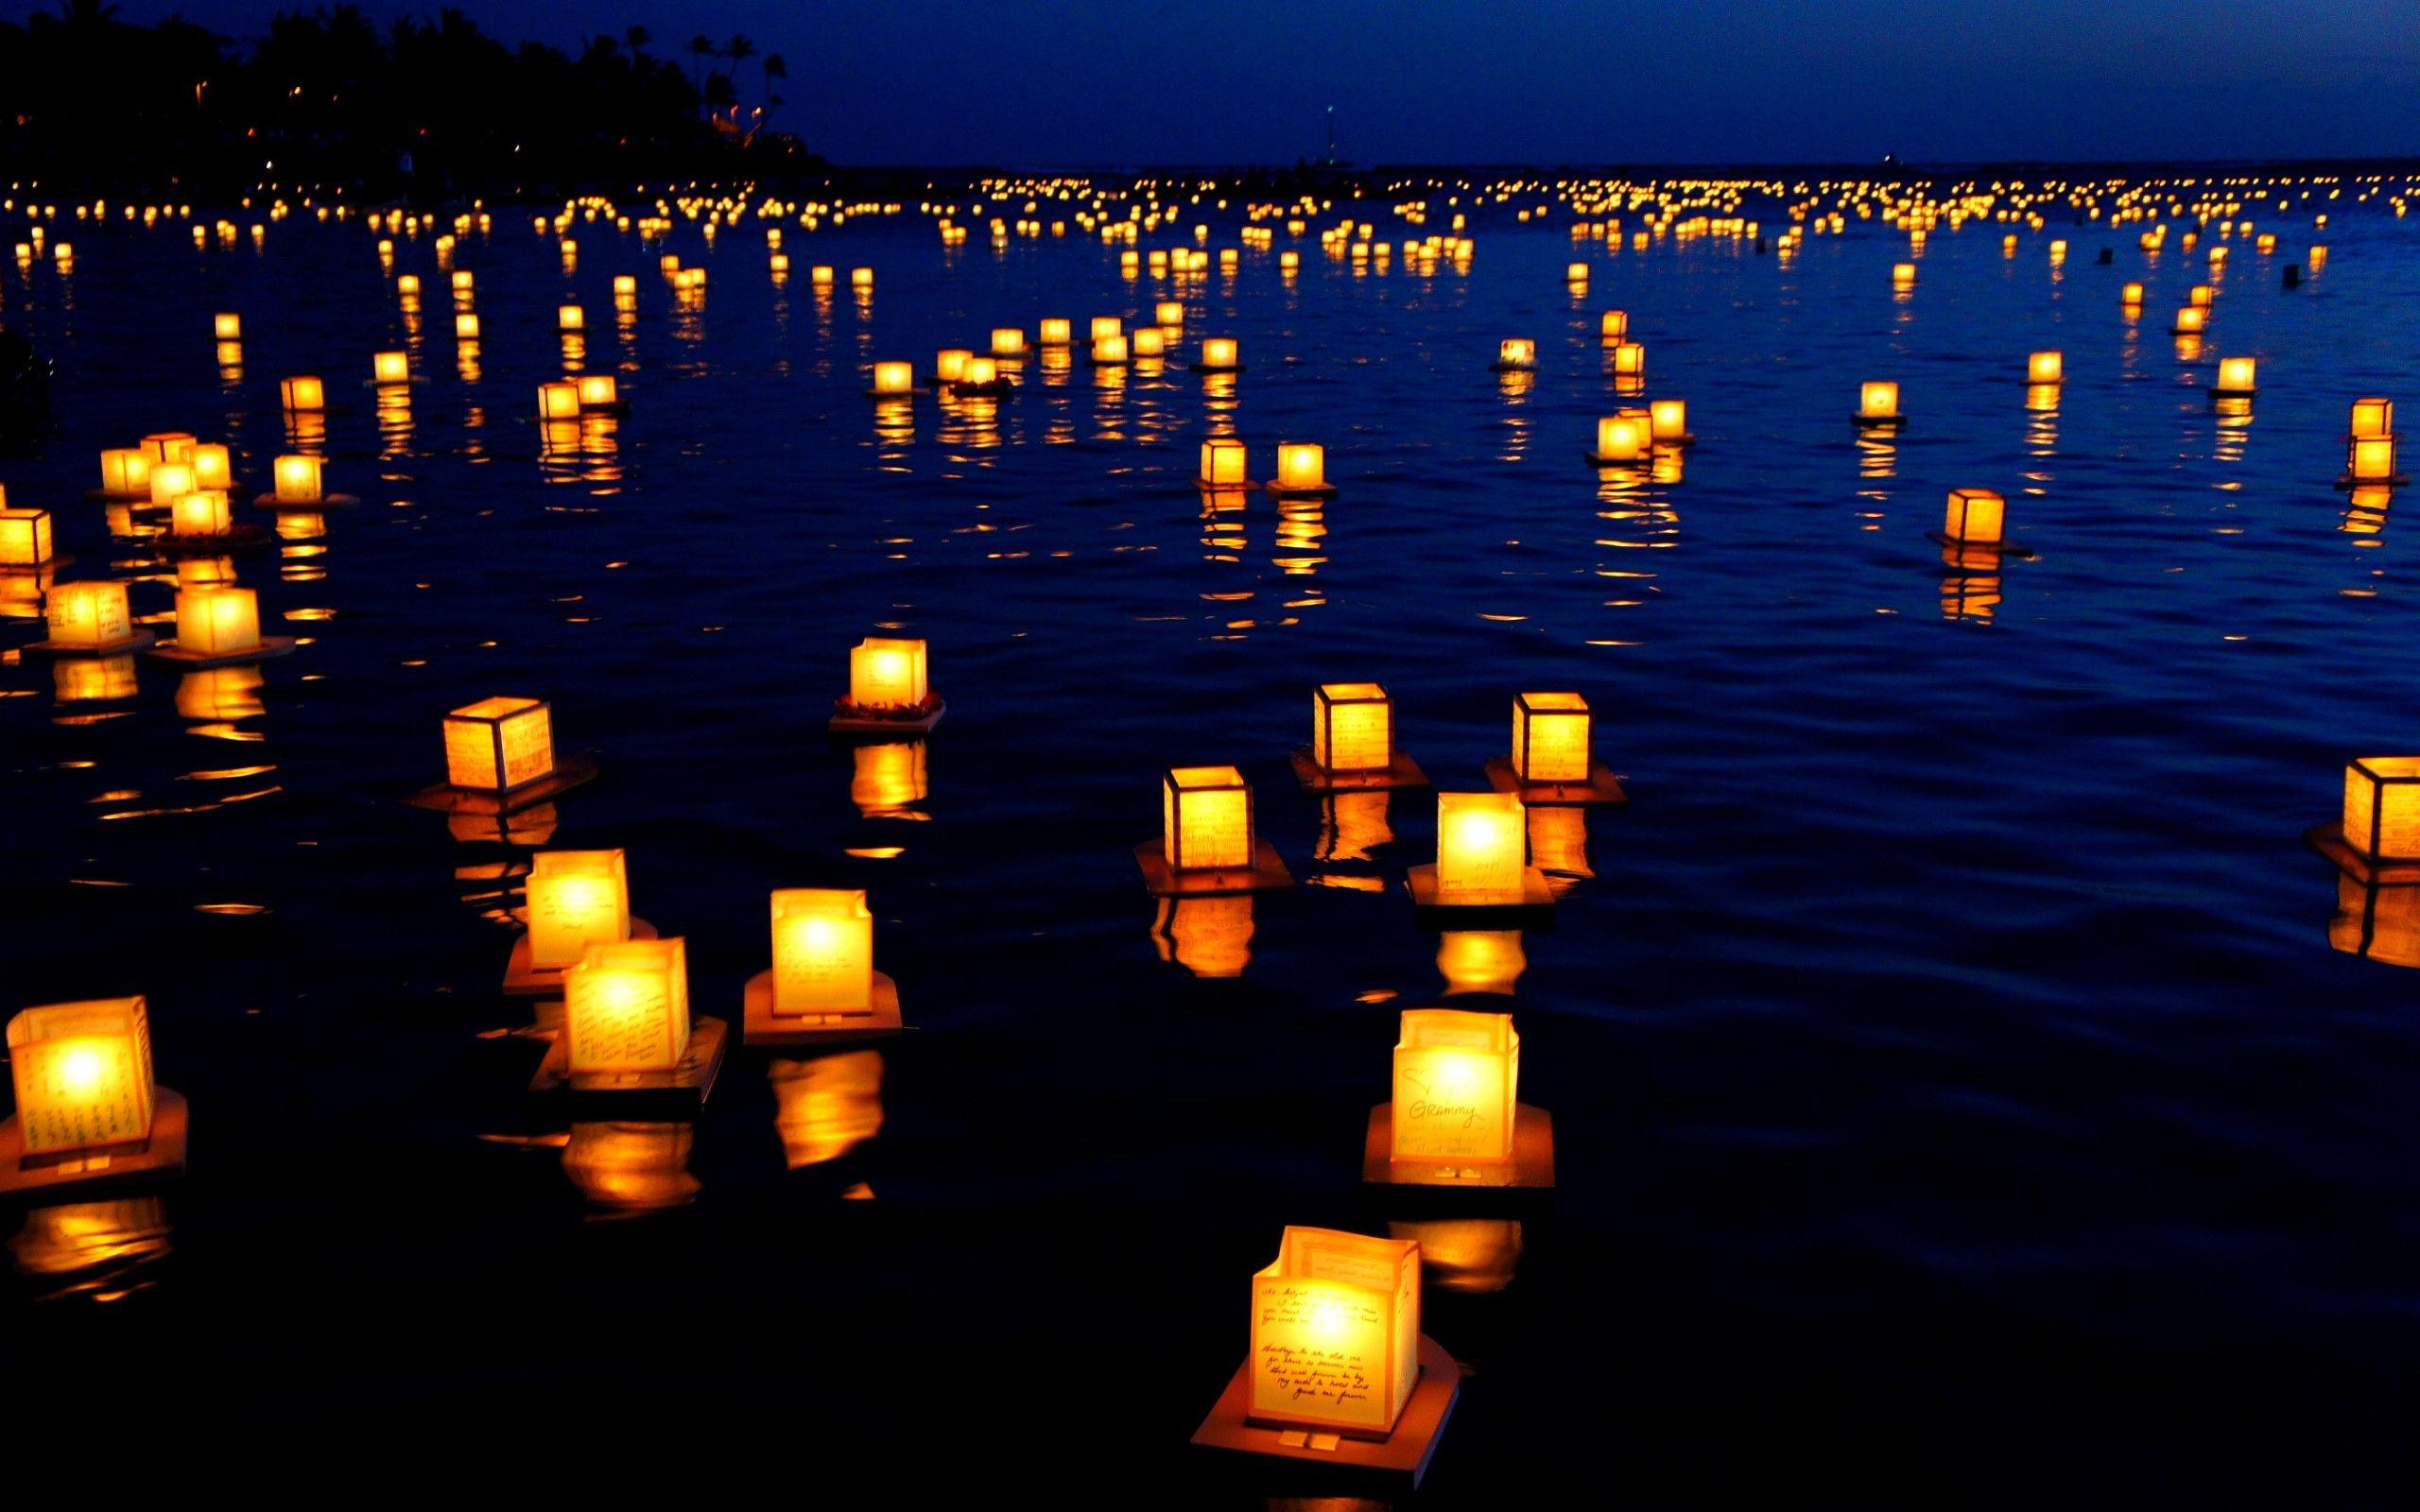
[
  {"left": 1591, "top": 413, "right": 1651, "bottom": 464},
  {"left": 1092, "top": 334, "right": 1130, "bottom": 365},
  {"left": 1893, "top": 262, "right": 1916, "bottom": 287},
  {"left": 1312, "top": 683, "right": 1393, "bottom": 774},
  {"left": 538, "top": 382, "right": 580, "bottom": 421},
  {"left": 2348, "top": 437, "right": 2399, "bottom": 484},
  {"left": 1565, "top": 261, "right": 1589, "bottom": 284},
  {"left": 281, "top": 376, "right": 325, "bottom": 413},
  {"left": 559, "top": 304, "right": 585, "bottom": 332},
  {"left": 2173, "top": 305, "right": 2208, "bottom": 335},
  {"left": 98, "top": 448, "right": 151, "bottom": 498},
  {"left": 7, "top": 998, "right": 155, "bottom": 1155},
  {"left": 1247, "top": 1228, "right": 1421, "bottom": 1435},
  {"left": 934, "top": 349, "right": 972, "bottom": 385},
  {"left": 2121, "top": 282, "right": 2145, "bottom": 306},
  {"left": 2027, "top": 351, "right": 2064, "bottom": 385},
  {"left": 0, "top": 507, "right": 55, "bottom": 567},
  {"left": 143, "top": 433, "right": 196, "bottom": 466},
  {"left": 1200, "top": 437, "right": 1250, "bottom": 489},
  {"left": 960, "top": 355, "right": 1002, "bottom": 389},
  {"left": 454, "top": 313, "right": 480, "bottom": 341},
  {"left": 1156, "top": 301, "right": 1184, "bottom": 327},
  {"left": 372, "top": 351, "right": 409, "bottom": 387},
  {"left": 563, "top": 937, "right": 691, "bottom": 1074},
  {"left": 1941, "top": 488, "right": 2007, "bottom": 545},
  {"left": 170, "top": 490, "right": 231, "bottom": 539},
  {"left": 1609, "top": 341, "right": 1645, "bottom": 378},
  {"left": 1858, "top": 381, "right": 1901, "bottom": 421},
  {"left": 268, "top": 454, "right": 322, "bottom": 506},
  {"left": 850, "top": 267, "right": 873, "bottom": 289},
  {"left": 1197, "top": 337, "right": 1240, "bottom": 371},
  {"left": 2190, "top": 285, "right": 2214, "bottom": 307},
  {"left": 1649, "top": 399, "right": 1689, "bottom": 444},
  {"left": 43, "top": 581, "right": 133, "bottom": 649},
  {"left": 871, "top": 361, "right": 915, "bottom": 396},
  {"left": 172, "top": 584, "right": 260, "bottom": 654},
  {"left": 1599, "top": 310, "right": 1628, "bottom": 340},
  {"left": 1494, "top": 338, "right": 1536, "bottom": 371},
  {"left": 2344, "top": 759, "right": 2420, "bottom": 860},
  {"left": 847, "top": 637, "right": 928, "bottom": 711},
  {"left": 526, "top": 850, "right": 631, "bottom": 970},
  {"left": 451, "top": 269, "right": 475, "bottom": 293},
  {"left": 2213, "top": 356, "right": 2256, "bottom": 397},
  {"left": 2350, "top": 399, "right": 2393, "bottom": 439},
  {"left": 613, "top": 274, "right": 638, "bottom": 296},
  {"left": 1392, "top": 1008, "right": 1517, "bottom": 1164},
  {"left": 1512, "top": 692, "right": 1592, "bottom": 783},
  {"left": 214, "top": 313, "right": 241, "bottom": 339},
  {"left": 769, "top": 889, "right": 876, "bottom": 1016},
  {"left": 147, "top": 462, "right": 197, "bottom": 507},
  {"left": 1039, "top": 318, "right": 1072, "bottom": 347},
  {"left": 442, "top": 696, "right": 557, "bottom": 793},
  {"left": 991, "top": 327, "right": 1028, "bottom": 358},
  {"left": 1274, "top": 442, "right": 1329, "bottom": 493},
  {"left": 577, "top": 374, "right": 619, "bottom": 410},
  {"left": 1164, "top": 765, "right": 1253, "bottom": 871},
  {"left": 1433, "top": 793, "right": 1527, "bottom": 904},
  {"left": 1132, "top": 328, "right": 1167, "bottom": 357},
  {"left": 190, "top": 443, "right": 232, "bottom": 491},
  {"left": 398, "top": 274, "right": 423, "bottom": 296}
]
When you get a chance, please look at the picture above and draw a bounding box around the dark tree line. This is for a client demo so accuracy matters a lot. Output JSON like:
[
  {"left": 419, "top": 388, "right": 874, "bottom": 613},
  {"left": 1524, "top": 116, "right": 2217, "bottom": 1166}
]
[{"left": 0, "top": 3, "right": 816, "bottom": 201}]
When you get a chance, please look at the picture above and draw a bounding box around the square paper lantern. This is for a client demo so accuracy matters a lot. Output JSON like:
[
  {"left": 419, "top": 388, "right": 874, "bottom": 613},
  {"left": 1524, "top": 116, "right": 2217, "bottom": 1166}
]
[
  {"left": 281, "top": 375, "right": 325, "bottom": 413},
  {"left": 1512, "top": 692, "right": 1592, "bottom": 782},
  {"left": 191, "top": 443, "right": 233, "bottom": 491},
  {"left": 1132, "top": 328, "right": 1167, "bottom": 358},
  {"left": 613, "top": 274, "right": 638, "bottom": 296},
  {"left": 537, "top": 382, "right": 580, "bottom": 421},
  {"left": 170, "top": 490, "right": 232, "bottom": 539},
  {"left": 2349, "top": 437, "right": 2398, "bottom": 483},
  {"left": 577, "top": 375, "right": 619, "bottom": 409},
  {"left": 1650, "top": 400, "right": 1688, "bottom": 442},
  {"left": 1313, "top": 682, "right": 1393, "bottom": 773},
  {"left": 2350, "top": 399, "right": 2393, "bottom": 440},
  {"left": 1565, "top": 261, "right": 1590, "bottom": 283},
  {"left": 872, "top": 361, "right": 914, "bottom": 395},
  {"left": 1593, "top": 414, "right": 1650, "bottom": 462},
  {"left": 99, "top": 448, "right": 152, "bottom": 498},
  {"left": 1156, "top": 301, "right": 1184, "bottom": 326},
  {"left": 142, "top": 433, "right": 197, "bottom": 465},
  {"left": 1435, "top": 793, "right": 1526, "bottom": 903},
  {"left": 1164, "top": 765, "right": 1253, "bottom": 871},
  {"left": 2215, "top": 356, "right": 2256, "bottom": 395},
  {"left": 398, "top": 274, "right": 423, "bottom": 296},
  {"left": 1943, "top": 488, "right": 2006, "bottom": 545},
  {"left": 2343, "top": 758, "right": 2420, "bottom": 860},
  {"left": 2121, "top": 282, "right": 2145, "bottom": 305},
  {"left": 442, "top": 696, "right": 556, "bottom": 793},
  {"left": 0, "top": 507, "right": 53, "bottom": 567},
  {"left": 1599, "top": 310, "right": 1628, "bottom": 339},
  {"left": 1200, "top": 438, "right": 1249, "bottom": 488},
  {"left": 454, "top": 314, "right": 481, "bottom": 341},
  {"left": 526, "top": 850, "right": 631, "bottom": 970},
  {"left": 46, "top": 581, "right": 133, "bottom": 649},
  {"left": 850, "top": 266, "right": 873, "bottom": 289},
  {"left": 174, "top": 585, "right": 260, "bottom": 654},
  {"left": 1248, "top": 1227, "right": 1421, "bottom": 1436},
  {"left": 847, "top": 637, "right": 928, "bottom": 710},
  {"left": 1892, "top": 262, "right": 1916, "bottom": 287},
  {"left": 1091, "top": 317, "right": 1123, "bottom": 342},
  {"left": 1200, "top": 337, "right": 1239, "bottom": 369},
  {"left": 1093, "top": 335, "right": 1129, "bottom": 365},
  {"left": 1038, "top": 318, "right": 1072, "bottom": 347},
  {"left": 214, "top": 312, "right": 242, "bottom": 339},
  {"left": 559, "top": 304, "right": 585, "bottom": 333},
  {"left": 991, "top": 328, "right": 1028, "bottom": 358},
  {"left": 1496, "top": 338, "right": 1536, "bottom": 369},
  {"left": 934, "top": 350, "right": 972, "bottom": 385},
  {"left": 2027, "top": 351, "right": 2064, "bottom": 384},
  {"left": 1610, "top": 342, "right": 1646, "bottom": 377},
  {"left": 1276, "top": 443, "right": 1327, "bottom": 491},
  {"left": 373, "top": 351, "right": 409, "bottom": 387},
  {"left": 272, "top": 455, "right": 323, "bottom": 505},
  {"left": 1392, "top": 1007, "right": 1519, "bottom": 1163},
  {"left": 1859, "top": 381, "right": 1900, "bottom": 420},
  {"left": 961, "top": 357, "right": 1001, "bottom": 388},
  {"left": 7, "top": 998, "right": 155, "bottom": 1155},
  {"left": 147, "top": 462, "right": 197, "bottom": 507},
  {"left": 769, "top": 888, "right": 876, "bottom": 1015},
  {"left": 563, "top": 937, "right": 691, "bottom": 1074}
]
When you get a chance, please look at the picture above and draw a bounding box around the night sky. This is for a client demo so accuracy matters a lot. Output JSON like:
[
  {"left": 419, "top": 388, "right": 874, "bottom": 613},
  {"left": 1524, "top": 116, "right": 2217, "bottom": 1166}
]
[{"left": 16, "top": 0, "right": 2420, "bottom": 165}]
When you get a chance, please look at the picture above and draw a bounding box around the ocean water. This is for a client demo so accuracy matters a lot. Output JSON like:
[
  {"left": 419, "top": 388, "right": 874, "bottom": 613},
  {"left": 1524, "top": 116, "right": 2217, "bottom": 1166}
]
[{"left": 1, "top": 197, "right": 2415, "bottom": 1499}]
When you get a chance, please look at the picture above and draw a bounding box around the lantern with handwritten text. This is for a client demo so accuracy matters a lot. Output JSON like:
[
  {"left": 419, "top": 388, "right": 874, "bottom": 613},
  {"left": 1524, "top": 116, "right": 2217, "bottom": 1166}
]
[
  {"left": 0, "top": 507, "right": 54, "bottom": 567},
  {"left": 527, "top": 850, "right": 631, "bottom": 971},
  {"left": 1200, "top": 437, "right": 1250, "bottom": 489},
  {"left": 172, "top": 585, "right": 260, "bottom": 655},
  {"left": 44, "top": 581, "right": 135, "bottom": 651},
  {"left": 7, "top": 998, "right": 156, "bottom": 1155},
  {"left": 563, "top": 937, "right": 691, "bottom": 1074},
  {"left": 2343, "top": 758, "right": 2420, "bottom": 862},
  {"left": 1434, "top": 793, "right": 1526, "bottom": 904},
  {"left": 442, "top": 696, "right": 556, "bottom": 794},
  {"left": 769, "top": 888, "right": 876, "bottom": 1016},
  {"left": 1248, "top": 1227, "right": 1421, "bottom": 1436},
  {"left": 847, "top": 637, "right": 928, "bottom": 713},
  {"left": 1512, "top": 692, "right": 1592, "bottom": 783},
  {"left": 1312, "top": 683, "right": 1394, "bottom": 775},
  {"left": 1391, "top": 1008, "right": 1517, "bottom": 1164},
  {"left": 1164, "top": 765, "right": 1254, "bottom": 871}
]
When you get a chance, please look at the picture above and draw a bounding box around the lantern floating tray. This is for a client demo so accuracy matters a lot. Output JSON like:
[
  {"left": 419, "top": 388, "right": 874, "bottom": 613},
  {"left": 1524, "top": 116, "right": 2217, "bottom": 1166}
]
[
  {"left": 950, "top": 377, "right": 1016, "bottom": 399},
  {"left": 404, "top": 752, "right": 600, "bottom": 816},
  {"left": 1853, "top": 413, "right": 1908, "bottom": 430},
  {"left": 502, "top": 917, "right": 660, "bottom": 998},
  {"left": 864, "top": 385, "right": 928, "bottom": 400},
  {"left": 2305, "top": 824, "right": 2420, "bottom": 886},
  {"left": 1362, "top": 1103, "right": 1556, "bottom": 1192},
  {"left": 1197, "top": 476, "right": 1260, "bottom": 492},
  {"left": 1264, "top": 479, "right": 1337, "bottom": 501},
  {"left": 828, "top": 694, "right": 946, "bottom": 738},
  {"left": 253, "top": 493, "right": 361, "bottom": 512},
  {"left": 1190, "top": 1333, "right": 1461, "bottom": 1491},
  {"left": 156, "top": 525, "right": 273, "bottom": 557},
  {"left": 0, "top": 1089, "right": 188, "bottom": 1198},
  {"left": 741, "top": 969, "right": 905, "bottom": 1046},
  {"left": 1405, "top": 864, "right": 1556, "bottom": 922},
  {"left": 1135, "top": 839, "right": 1295, "bottom": 897},
  {"left": 529, "top": 1016, "right": 728, "bottom": 1114},
  {"left": 2337, "top": 472, "right": 2410, "bottom": 490},
  {"left": 145, "top": 634, "right": 298, "bottom": 670},
  {"left": 20, "top": 627, "right": 156, "bottom": 660},
  {"left": 1925, "top": 533, "right": 2039, "bottom": 564},
  {"left": 1481, "top": 757, "right": 1627, "bottom": 806},
  {"left": 1, "top": 553, "right": 72, "bottom": 574},
  {"left": 1188, "top": 362, "right": 1247, "bottom": 375},
  {"left": 1289, "top": 748, "right": 1429, "bottom": 794}
]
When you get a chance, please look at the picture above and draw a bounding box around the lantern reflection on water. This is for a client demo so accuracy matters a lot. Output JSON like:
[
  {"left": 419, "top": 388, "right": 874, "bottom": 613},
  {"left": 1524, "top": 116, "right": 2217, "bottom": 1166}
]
[
  {"left": 1152, "top": 894, "right": 1255, "bottom": 977},
  {"left": 770, "top": 1050, "right": 886, "bottom": 1170},
  {"left": 8, "top": 1194, "right": 172, "bottom": 1294},
  {"left": 2331, "top": 873, "right": 2420, "bottom": 970},
  {"left": 1437, "top": 929, "right": 1526, "bottom": 996},
  {"left": 1388, "top": 1217, "right": 1523, "bottom": 1296},
  {"left": 851, "top": 740, "right": 929, "bottom": 815},
  {"left": 562, "top": 1121, "right": 699, "bottom": 1210},
  {"left": 53, "top": 654, "right": 137, "bottom": 704},
  {"left": 175, "top": 664, "right": 265, "bottom": 722}
]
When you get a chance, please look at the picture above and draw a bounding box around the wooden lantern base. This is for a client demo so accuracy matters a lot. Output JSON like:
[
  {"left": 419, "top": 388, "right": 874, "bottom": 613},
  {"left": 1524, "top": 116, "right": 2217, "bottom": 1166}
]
[
  {"left": 1583, "top": 450, "right": 1652, "bottom": 467},
  {"left": 1363, "top": 1103, "right": 1556, "bottom": 1190},
  {"left": 951, "top": 378, "right": 1017, "bottom": 398},
  {"left": 1198, "top": 477, "right": 1260, "bottom": 492},
  {"left": 865, "top": 387, "right": 927, "bottom": 400},
  {"left": 1191, "top": 1334, "right": 1461, "bottom": 1490},
  {"left": 1090, "top": 355, "right": 1131, "bottom": 369},
  {"left": 1488, "top": 360, "right": 1537, "bottom": 374},
  {"left": 2305, "top": 823, "right": 2420, "bottom": 885},
  {"left": 1926, "top": 532, "right": 2039, "bottom": 566},
  {"left": 1263, "top": 480, "right": 1337, "bottom": 501},
  {"left": 530, "top": 1016, "right": 727, "bottom": 1114},
  {"left": 1655, "top": 433, "right": 1697, "bottom": 449},
  {"left": 1188, "top": 363, "right": 1247, "bottom": 375},
  {"left": 0, "top": 553, "right": 72, "bottom": 574},
  {"left": 742, "top": 969, "right": 905, "bottom": 1046},
  {"left": 0, "top": 1089, "right": 188, "bottom": 1198},
  {"left": 156, "top": 525, "right": 273, "bottom": 558},
  {"left": 146, "top": 634, "right": 298, "bottom": 669},
  {"left": 1482, "top": 756, "right": 1626, "bottom": 806},
  {"left": 405, "top": 752, "right": 600, "bottom": 816},
  {"left": 253, "top": 492, "right": 361, "bottom": 512},
  {"left": 1136, "top": 839, "right": 1294, "bottom": 897},
  {"left": 1854, "top": 413, "right": 1906, "bottom": 430},
  {"left": 502, "top": 917, "right": 660, "bottom": 997},
  {"left": 1406, "top": 864, "right": 1556, "bottom": 924},
  {"left": 21, "top": 628, "right": 156, "bottom": 660},
  {"left": 580, "top": 400, "right": 632, "bottom": 418},
  {"left": 1290, "top": 748, "right": 1428, "bottom": 794},
  {"left": 2210, "top": 387, "right": 2258, "bottom": 402},
  {"left": 828, "top": 694, "right": 945, "bottom": 738},
  {"left": 2337, "top": 474, "right": 2408, "bottom": 490}
]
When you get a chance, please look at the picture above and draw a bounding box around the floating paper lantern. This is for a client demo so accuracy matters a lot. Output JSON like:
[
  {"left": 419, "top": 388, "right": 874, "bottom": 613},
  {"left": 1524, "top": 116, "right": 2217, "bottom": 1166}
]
[
  {"left": 1132, "top": 328, "right": 1167, "bottom": 358},
  {"left": 397, "top": 274, "right": 422, "bottom": 296},
  {"left": 1609, "top": 341, "right": 1645, "bottom": 378},
  {"left": 934, "top": 349, "right": 972, "bottom": 385},
  {"left": 847, "top": 637, "right": 928, "bottom": 711},
  {"left": 577, "top": 374, "right": 619, "bottom": 410},
  {"left": 442, "top": 696, "right": 556, "bottom": 794},
  {"left": 373, "top": 351, "right": 409, "bottom": 386},
  {"left": 1200, "top": 437, "right": 1250, "bottom": 489},
  {"left": 1164, "top": 765, "right": 1253, "bottom": 871},
  {"left": 563, "top": 937, "right": 691, "bottom": 1074},
  {"left": 769, "top": 252, "right": 790, "bottom": 274},
  {"left": 1599, "top": 310, "right": 1628, "bottom": 341},
  {"left": 1039, "top": 318, "right": 1072, "bottom": 348},
  {"left": 1092, "top": 335, "right": 1130, "bottom": 365},
  {"left": 281, "top": 376, "right": 326, "bottom": 414},
  {"left": 2348, "top": 436, "right": 2399, "bottom": 484},
  {"left": 559, "top": 304, "right": 585, "bottom": 332},
  {"left": 1313, "top": 683, "right": 1393, "bottom": 773},
  {"left": 1512, "top": 693, "right": 1591, "bottom": 783},
  {"left": 2189, "top": 284, "right": 2214, "bottom": 308},
  {"left": 871, "top": 361, "right": 915, "bottom": 396},
  {"left": 0, "top": 507, "right": 53, "bottom": 567},
  {"left": 1248, "top": 1228, "right": 1421, "bottom": 1435},
  {"left": 769, "top": 889, "right": 876, "bottom": 1016},
  {"left": 537, "top": 382, "right": 580, "bottom": 421},
  {"left": 1893, "top": 262, "right": 1916, "bottom": 287},
  {"left": 1941, "top": 487, "right": 2006, "bottom": 545},
  {"left": 2213, "top": 356, "right": 2256, "bottom": 397},
  {"left": 2351, "top": 399, "right": 2393, "bottom": 439},
  {"left": 44, "top": 581, "right": 133, "bottom": 649},
  {"left": 143, "top": 433, "right": 196, "bottom": 466},
  {"left": 850, "top": 266, "right": 873, "bottom": 289},
  {"left": 1278, "top": 250, "right": 1300, "bottom": 271},
  {"left": 269, "top": 455, "right": 324, "bottom": 506},
  {"left": 98, "top": 448, "right": 151, "bottom": 498},
  {"left": 169, "top": 490, "right": 232, "bottom": 540},
  {"left": 1156, "top": 301, "right": 1184, "bottom": 327},
  {"left": 172, "top": 584, "right": 260, "bottom": 654},
  {"left": 1435, "top": 793, "right": 1527, "bottom": 903},
  {"left": 2027, "top": 351, "right": 2064, "bottom": 385},
  {"left": 614, "top": 274, "right": 639, "bottom": 297},
  {"left": 1274, "top": 443, "right": 1328, "bottom": 492},
  {"left": 1591, "top": 413, "right": 1651, "bottom": 464},
  {"left": 191, "top": 444, "right": 232, "bottom": 491},
  {"left": 451, "top": 269, "right": 475, "bottom": 293},
  {"left": 959, "top": 355, "right": 1003, "bottom": 389},
  {"left": 1858, "top": 381, "right": 1902, "bottom": 422},
  {"left": 991, "top": 328, "right": 1028, "bottom": 358},
  {"left": 1565, "top": 261, "right": 1589, "bottom": 284},
  {"left": 2121, "top": 282, "right": 2145, "bottom": 306},
  {"left": 1197, "top": 337, "right": 1240, "bottom": 371},
  {"left": 454, "top": 313, "right": 480, "bottom": 341},
  {"left": 2344, "top": 758, "right": 2420, "bottom": 860},
  {"left": 214, "top": 313, "right": 241, "bottom": 340},
  {"left": 526, "top": 850, "right": 631, "bottom": 971},
  {"left": 1649, "top": 399, "right": 1689, "bottom": 444},
  {"left": 1494, "top": 338, "right": 1536, "bottom": 372},
  {"left": 147, "top": 462, "right": 197, "bottom": 507},
  {"left": 1392, "top": 1007, "right": 1518, "bottom": 1164},
  {"left": 7, "top": 998, "right": 155, "bottom": 1155}
]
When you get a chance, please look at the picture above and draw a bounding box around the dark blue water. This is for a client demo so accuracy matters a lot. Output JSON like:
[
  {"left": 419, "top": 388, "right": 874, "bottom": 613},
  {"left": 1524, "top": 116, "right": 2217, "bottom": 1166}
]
[{"left": 2, "top": 190, "right": 2416, "bottom": 1499}]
